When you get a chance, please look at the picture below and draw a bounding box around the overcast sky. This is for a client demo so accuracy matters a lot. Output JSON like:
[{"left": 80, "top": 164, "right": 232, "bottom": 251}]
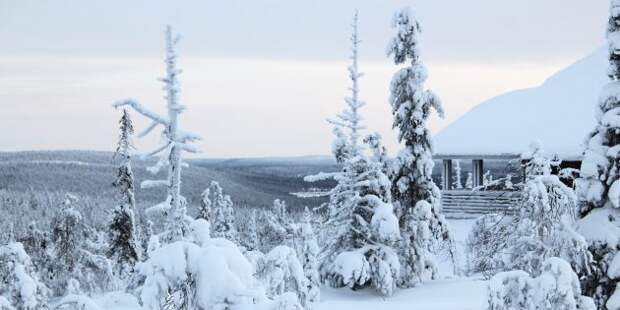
[{"left": 0, "top": 0, "right": 609, "bottom": 157}]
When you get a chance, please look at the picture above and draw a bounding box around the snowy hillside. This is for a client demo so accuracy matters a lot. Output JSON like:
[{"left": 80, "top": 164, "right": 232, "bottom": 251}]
[{"left": 434, "top": 48, "right": 608, "bottom": 159}]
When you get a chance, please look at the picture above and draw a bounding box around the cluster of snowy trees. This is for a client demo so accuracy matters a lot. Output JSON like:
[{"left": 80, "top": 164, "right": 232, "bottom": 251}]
[
  {"left": 4, "top": 4, "right": 620, "bottom": 310},
  {"left": 469, "top": 2, "right": 620, "bottom": 308},
  {"left": 303, "top": 8, "right": 457, "bottom": 297},
  {"left": 0, "top": 25, "right": 322, "bottom": 310}
]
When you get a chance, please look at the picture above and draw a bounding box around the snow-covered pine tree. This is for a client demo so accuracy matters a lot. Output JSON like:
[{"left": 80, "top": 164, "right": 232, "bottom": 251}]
[
  {"left": 0, "top": 242, "right": 49, "bottom": 310},
  {"left": 108, "top": 109, "right": 141, "bottom": 281},
  {"left": 299, "top": 207, "right": 320, "bottom": 303},
  {"left": 198, "top": 187, "right": 212, "bottom": 222},
  {"left": 49, "top": 194, "right": 83, "bottom": 295},
  {"left": 242, "top": 209, "right": 260, "bottom": 251},
  {"left": 327, "top": 11, "right": 365, "bottom": 162},
  {"left": 260, "top": 199, "right": 292, "bottom": 251},
  {"left": 576, "top": 2, "right": 620, "bottom": 308},
  {"left": 257, "top": 246, "right": 310, "bottom": 309},
  {"left": 386, "top": 7, "right": 455, "bottom": 287},
  {"left": 466, "top": 172, "right": 474, "bottom": 189},
  {"left": 49, "top": 194, "right": 113, "bottom": 296},
  {"left": 113, "top": 25, "right": 200, "bottom": 244},
  {"left": 507, "top": 144, "right": 591, "bottom": 276},
  {"left": 453, "top": 160, "right": 463, "bottom": 189},
  {"left": 483, "top": 170, "right": 492, "bottom": 186},
  {"left": 19, "top": 221, "right": 51, "bottom": 280},
  {"left": 488, "top": 258, "right": 595, "bottom": 310},
  {"left": 206, "top": 181, "right": 238, "bottom": 241}
]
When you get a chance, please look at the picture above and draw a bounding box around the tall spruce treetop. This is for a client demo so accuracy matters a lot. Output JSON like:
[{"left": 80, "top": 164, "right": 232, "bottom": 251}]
[
  {"left": 108, "top": 110, "right": 141, "bottom": 278},
  {"left": 576, "top": 1, "right": 620, "bottom": 308},
  {"left": 113, "top": 25, "right": 201, "bottom": 243},
  {"left": 113, "top": 109, "right": 136, "bottom": 208},
  {"left": 386, "top": 7, "right": 457, "bottom": 282},
  {"left": 329, "top": 11, "right": 365, "bottom": 163},
  {"left": 387, "top": 7, "right": 443, "bottom": 209}
]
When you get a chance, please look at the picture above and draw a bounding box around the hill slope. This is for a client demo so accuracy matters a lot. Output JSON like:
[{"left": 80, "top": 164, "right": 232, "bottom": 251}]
[
  {"left": 434, "top": 48, "right": 608, "bottom": 159},
  {"left": 0, "top": 151, "right": 336, "bottom": 212}
]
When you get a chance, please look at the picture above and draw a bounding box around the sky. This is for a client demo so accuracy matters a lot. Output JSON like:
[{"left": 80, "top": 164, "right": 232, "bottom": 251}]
[{"left": 0, "top": 0, "right": 609, "bottom": 158}]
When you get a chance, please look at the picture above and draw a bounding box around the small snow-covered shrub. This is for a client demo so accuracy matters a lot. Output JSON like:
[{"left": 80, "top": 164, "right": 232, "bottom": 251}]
[
  {"left": 137, "top": 239, "right": 255, "bottom": 309},
  {"left": 488, "top": 257, "right": 595, "bottom": 310},
  {"left": 298, "top": 210, "right": 320, "bottom": 303},
  {"left": 0, "top": 242, "right": 48, "bottom": 310},
  {"left": 488, "top": 270, "right": 534, "bottom": 310},
  {"left": 136, "top": 232, "right": 303, "bottom": 310},
  {"left": 324, "top": 245, "right": 400, "bottom": 297},
  {"left": 367, "top": 246, "right": 400, "bottom": 297},
  {"left": 257, "top": 246, "right": 310, "bottom": 309},
  {"left": 326, "top": 250, "right": 370, "bottom": 290},
  {"left": 466, "top": 214, "right": 512, "bottom": 278}
]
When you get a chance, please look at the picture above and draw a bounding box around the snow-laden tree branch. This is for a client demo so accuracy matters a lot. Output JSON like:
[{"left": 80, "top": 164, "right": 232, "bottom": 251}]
[{"left": 112, "top": 25, "right": 201, "bottom": 243}]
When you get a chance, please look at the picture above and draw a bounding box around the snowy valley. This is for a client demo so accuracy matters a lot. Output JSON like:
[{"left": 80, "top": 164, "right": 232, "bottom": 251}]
[{"left": 2, "top": 2, "right": 620, "bottom": 310}]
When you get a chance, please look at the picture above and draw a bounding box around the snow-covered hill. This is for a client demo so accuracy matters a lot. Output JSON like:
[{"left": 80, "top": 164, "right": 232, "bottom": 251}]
[{"left": 434, "top": 48, "right": 608, "bottom": 159}]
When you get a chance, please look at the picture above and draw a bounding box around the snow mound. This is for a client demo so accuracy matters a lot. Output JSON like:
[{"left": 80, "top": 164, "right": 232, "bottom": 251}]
[{"left": 434, "top": 48, "right": 608, "bottom": 159}]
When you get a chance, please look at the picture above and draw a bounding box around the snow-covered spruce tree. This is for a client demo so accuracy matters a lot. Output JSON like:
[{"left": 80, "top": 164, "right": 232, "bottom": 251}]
[
  {"left": 310, "top": 136, "right": 401, "bottom": 296},
  {"left": 49, "top": 194, "right": 83, "bottom": 295},
  {"left": 488, "top": 257, "right": 595, "bottom": 310},
  {"left": 18, "top": 221, "right": 51, "bottom": 280},
  {"left": 453, "top": 160, "right": 463, "bottom": 189},
  {"left": 0, "top": 242, "right": 49, "bottom": 309},
  {"left": 467, "top": 144, "right": 591, "bottom": 278},
  {"left": 506, "top": 143, "right": 591, "bottom": 276},
  {"left": 108, "top": 109, "right": 142, "bottom": 282},
  {"left": 241, "top": 209, "right": 260, "bottom": 251},
  {"left": 198, "top": 187, "right": 212, "bottom": 222},
  {"left": 298, "top": 208, "right": 320, "bottom": 303},
  {"left": 203, "top": 181, "right": 238, "bottom": 242},
  {"left": 466, "top": 172, "right": 474, "bottom": 189},
  {"left": 327, "top": 11, "right": 365, "bottom": 162},
  {"left": 49, "top": 194, "right": 113, "bottom": 296},
  {"left": 113, "top": 25, "right": 200, "bottom": 244},
  {"left": 259, "top": 199, "right": 293, "bottom": 251},
  {"left": 257, "top": 246, "right": 310, "bottom": 309},
  {"left": 575, "top": 2, "right": 620, "bottom": 308},
  {"left": 386, "top": 7, "right": 456, "bottom": 287}
]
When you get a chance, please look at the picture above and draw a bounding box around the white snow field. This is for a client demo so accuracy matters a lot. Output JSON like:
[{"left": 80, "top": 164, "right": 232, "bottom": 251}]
[
  {"left": 317, "top": 278, "right": 486, "bottom": 310},
  {"left": 434, "top": 48, "right": 607, "bottom": 159}
]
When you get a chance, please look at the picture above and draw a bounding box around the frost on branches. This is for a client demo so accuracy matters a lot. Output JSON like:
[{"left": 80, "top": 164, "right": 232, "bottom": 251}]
[
  {"left": 108, "top": 109, "right": 142, "bottom": 282},
  {"left": 113, "top": 25, "right": 200, "bottom": 244},
  {"left": 386, "top": 7, "right": 456, "bottom": 287},
  {"left": 0, "top": 242, "right": 49, "bottom": 310},
  {"left": 488, "top": 257, "right": 595, "bottom": 310},
  {"left": 575, "top": 2, "right": 620, "bottom": 307}
]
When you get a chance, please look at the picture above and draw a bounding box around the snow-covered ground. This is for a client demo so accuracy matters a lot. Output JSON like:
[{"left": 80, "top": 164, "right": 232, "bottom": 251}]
[
  {"left": 317, "top": 277, "right": 486, "bottom": 310},
  {"left": 90, "top": 219, "right": 486, "bottom": 310},
  {"left": 312, "top": 218, "right": 487, "bottom": 310}
]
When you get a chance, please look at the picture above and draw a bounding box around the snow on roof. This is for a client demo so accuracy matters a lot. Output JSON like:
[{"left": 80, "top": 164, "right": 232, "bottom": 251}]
[{"left": 434, "top": 48, "right": 608, "bottom": 160}]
